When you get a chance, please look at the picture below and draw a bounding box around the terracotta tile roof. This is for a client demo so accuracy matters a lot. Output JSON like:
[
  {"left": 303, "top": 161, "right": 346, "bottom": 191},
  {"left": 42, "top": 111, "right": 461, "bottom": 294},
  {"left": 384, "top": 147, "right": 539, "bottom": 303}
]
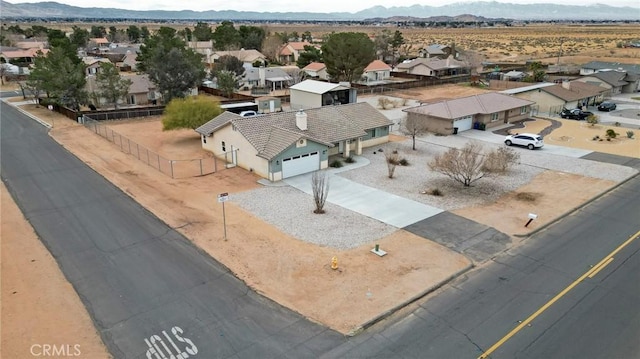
[
  {"left": 364, "top": 60, "right": 391, "bottom": 72},
  {"left": 279, "top": 47, "right": 293, "bottom": 56},
  {"left": 1, "top": 48, "right": 48, "bottom": 58},
  {"left": 541, "top": 81, "right": 605, "bottom": 101},
  {"left": 196, "top": 102, "right": 392, "bottom": 160},
  {"left": 303, "top": 62, "right": 326, "bottom": 71},
  {"left": 213, "top": 49, "right": 266, "bottom": 63},
  {"left": 90, "top": 37, "right": 110, "bottom": 44},
  {"left": 403, "top": 92, "right": 534, "bottom": 119},
  {"left": 288, "top": 41, "right": 312, "bottom": 50}
]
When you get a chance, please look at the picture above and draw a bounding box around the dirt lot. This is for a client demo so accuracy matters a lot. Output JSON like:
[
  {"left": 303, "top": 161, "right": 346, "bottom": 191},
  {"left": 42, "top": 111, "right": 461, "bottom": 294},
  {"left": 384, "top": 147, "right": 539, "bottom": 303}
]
[{"left": 3, "top": 84, "right": 638, "bottom": 346}]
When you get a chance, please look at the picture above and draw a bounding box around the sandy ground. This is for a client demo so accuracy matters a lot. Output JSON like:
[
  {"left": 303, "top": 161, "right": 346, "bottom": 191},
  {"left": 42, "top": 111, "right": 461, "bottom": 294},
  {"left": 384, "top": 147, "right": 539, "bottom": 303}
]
[
  {"left": 3, "top": 84, "right": 638, "bottom": 347},
  {"left": 1, "top": 183, "right": 111, "bottom": 358}
]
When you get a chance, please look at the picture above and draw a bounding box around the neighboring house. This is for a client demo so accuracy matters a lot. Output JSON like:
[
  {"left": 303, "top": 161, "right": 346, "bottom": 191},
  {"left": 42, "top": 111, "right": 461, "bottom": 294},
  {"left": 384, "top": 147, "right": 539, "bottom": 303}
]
[
  {"left": 85, "top": 73, "right": 158, "bottom": 107},
  {"left": 89, "top": 37, "right": 110, "bottom": 53},
  {"left": 0, "top": 47, "right": 48, "bottom": 65},
  {"left": 502, "top": 81, "right": 604, "bottom": 114},
  {"left": 302, "top": 62, "right": 329, "bottom": 80},
  {"left": 403, "top": 92, "right": 534, "bottom": 135},
  {"left": 573, "top": 71, "right": 634, "bottom": 95},
  {"left": 15, "top": 41, "right": 47, "bottom": 50},
  {"left": 579, "top": 61, "right": 640, "bottom": 76},
  {"left": 82, "top": 57, "right": 112, "bottom": 76},
  {"left": 278, "top": 41, "right": 316, "bottom": 64},
  {"left": 503, "top": 70, "right": 526, "bottom": 81},
  {"left": 211, "top": 49, "right": 267, "bottom": 68},
  {"left": 195, "top": 102, "right": 393, "bottom": 181},
  {"left": 418, "top": 44, "right": 459, "bottom": 59},
  {"left": 395, "top": 55, "right": 470, "bottom": 77},
  {"left": 242, "top": 66, "right": 292, "bottom": 91},
  {"left": 361, "top": 60, "right": 392, "bottom": 83},
  {"left": 289, "top": 79, "right": 357, "bottom": 110}
]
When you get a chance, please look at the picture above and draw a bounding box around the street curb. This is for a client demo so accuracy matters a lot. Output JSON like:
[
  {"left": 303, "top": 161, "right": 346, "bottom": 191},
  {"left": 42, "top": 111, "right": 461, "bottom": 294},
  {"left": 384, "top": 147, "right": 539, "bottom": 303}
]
[
  {"left": 514, "top": 170, "right": 640, "bottom": 238},
  {"left": 346, "top": 262, "right": 475, "bottom": 337},
  {"left": 2, "top": 98, "right": 52, "bottom": 129}
]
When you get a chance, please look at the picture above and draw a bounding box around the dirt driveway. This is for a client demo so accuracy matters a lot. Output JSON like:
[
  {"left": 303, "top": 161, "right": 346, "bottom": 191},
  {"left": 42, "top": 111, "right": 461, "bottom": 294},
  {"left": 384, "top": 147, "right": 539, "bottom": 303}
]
[{"left": 3, "top": 92, "right": 638, "bottom": 345}]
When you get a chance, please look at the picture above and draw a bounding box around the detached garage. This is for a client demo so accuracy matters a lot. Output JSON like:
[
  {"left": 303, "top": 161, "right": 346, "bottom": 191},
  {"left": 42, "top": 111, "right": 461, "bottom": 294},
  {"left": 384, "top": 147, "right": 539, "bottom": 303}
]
[{"left": 282, "top": 151, "right": 320, "bottom": 178}]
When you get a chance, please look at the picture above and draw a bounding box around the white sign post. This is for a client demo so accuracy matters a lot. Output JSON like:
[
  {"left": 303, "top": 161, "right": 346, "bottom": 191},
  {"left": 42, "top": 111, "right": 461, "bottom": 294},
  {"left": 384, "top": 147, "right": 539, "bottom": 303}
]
[{"left": 218, "top": 193, "right": 229, "bottom": 240}]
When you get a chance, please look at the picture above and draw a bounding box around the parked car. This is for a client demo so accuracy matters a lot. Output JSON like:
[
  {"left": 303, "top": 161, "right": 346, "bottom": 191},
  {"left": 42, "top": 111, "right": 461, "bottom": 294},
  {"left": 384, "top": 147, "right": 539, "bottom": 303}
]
[
  {"left": 560, "top": 108, "right": 593, "bottom": 120},
  {"left": 597, "top": 102, "right": 617, "bottom": 112},
  {"left": 504, "top": 133, "right": 544, "bottom": 150},
  {"left": 239, "top": 110, "right": 258, "bottom": 117}
]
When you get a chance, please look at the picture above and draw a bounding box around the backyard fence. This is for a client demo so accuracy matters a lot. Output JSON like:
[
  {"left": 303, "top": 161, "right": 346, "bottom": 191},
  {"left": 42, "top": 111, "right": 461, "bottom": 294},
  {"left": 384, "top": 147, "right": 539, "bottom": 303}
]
[{"left": 83, "top": 116, "right": 223, "bottom": 179}]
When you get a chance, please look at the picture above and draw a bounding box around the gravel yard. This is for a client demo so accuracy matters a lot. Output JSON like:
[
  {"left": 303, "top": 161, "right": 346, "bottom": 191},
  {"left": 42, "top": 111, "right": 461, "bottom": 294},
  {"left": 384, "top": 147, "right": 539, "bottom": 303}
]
[{"left": 231, "top": 133, "right": 636, "bottom": 250}]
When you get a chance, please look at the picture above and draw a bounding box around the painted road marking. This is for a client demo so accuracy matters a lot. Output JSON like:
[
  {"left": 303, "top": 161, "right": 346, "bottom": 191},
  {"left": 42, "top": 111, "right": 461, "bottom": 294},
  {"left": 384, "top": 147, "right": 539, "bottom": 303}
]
[
  {"left": 145, "top": 326, "right": 197, "bottom": 359},
  {"left": 588, "top": 257, "right": 614, "bottom": 278},
  {"left": 478, "top": 229, "right": 640, "bottom": 359}
]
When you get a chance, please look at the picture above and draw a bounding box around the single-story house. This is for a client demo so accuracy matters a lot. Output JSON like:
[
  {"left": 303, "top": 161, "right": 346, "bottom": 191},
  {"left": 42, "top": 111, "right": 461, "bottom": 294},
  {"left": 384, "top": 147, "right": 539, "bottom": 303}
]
[
  {"left": 211, "top": 49, "right": 267, "bottom": 68},
  {"left": 195, "top": 102, "right": 393, "bottom": 181},
  {"left": 572, "top": 71, "right": 634, "bottom": 95},
  {"left": 361, "top": 60, "right": 392, "bottom": 83},
  {"left": 289, "top": 79, "right": 357, "bottom": 110},
  {"left": 0, "top": 47, "right": 48, "bottom": 65},
  {"left": 278, "top": 41, "right": 316, "bottom": 64},
  {"left": 579, "top": 61, "right": 640, "bottom": 76},
  {"left": 502, "top": 81, "right": 605, "bottom": 114},
  {"left": 85, "top": 73, "right": 158, "bottom": 107},
  {"left": 242, "top": 66, "right": 292, "bottom": 91},
  {"left": 302, "top": 62, "right": 329, "bottom": 80},
  {"left": 403, "top": 92, "right": 535, "bottom": 135},
  {"left": 395, "top": 55, "right": 470, "bottom": 78}
]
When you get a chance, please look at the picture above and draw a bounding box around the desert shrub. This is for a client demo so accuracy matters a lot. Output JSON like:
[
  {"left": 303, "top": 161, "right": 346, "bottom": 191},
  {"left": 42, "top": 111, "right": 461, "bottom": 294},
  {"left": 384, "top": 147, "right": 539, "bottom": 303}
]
[
  {"left": 592, "top": 135, "right": 600, "bottom": 141},
  {"left": 606, "top": 129, "right": 618, "bottom": 139},
  {"left": 515, "top": 192, "right": 539, "bottom": 202},
  {"left": 344, "top": 156, "right": 356, "bottom": 163},
  {"left": 385, "top": 149, "right": 401, "bottom": 178},
  {"left": 586, "top": 115, "right": 599, "bottom": 127},
  {"left": 482, "top": 147, "right": 520, "bottom": 173},
  {"left": 626, "top": 130, "right": 635, "bottom": 139},
  {"left": 614, "top": 121, "right": 621, "bottom": 127},
  {"left": 430, "top": 188, "right": 443, "bottom": 196},
  {"left": 429, "top": 142, "right": 486, "bottom": 187},
  {"left": 329, "top": 159, "right": 343, "bottom": 168},
  {"left": 377, "top": 97, "right": 393, "bottom": 109},
  {"left": 399, "top": 158, "right": 409, "bottom": 166}
]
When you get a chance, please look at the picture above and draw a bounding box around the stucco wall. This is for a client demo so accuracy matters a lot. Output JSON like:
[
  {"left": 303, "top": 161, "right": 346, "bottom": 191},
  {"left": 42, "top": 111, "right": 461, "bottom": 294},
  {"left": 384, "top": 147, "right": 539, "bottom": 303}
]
[
  {"left": 408, "top": 112, "right": 451, "bottom": 135},
  {"left": 513, "top": 91, "right": 565, "bottom": 114},
  {"left": 202, "top": 124, "right": 269, "bottom": 178}
]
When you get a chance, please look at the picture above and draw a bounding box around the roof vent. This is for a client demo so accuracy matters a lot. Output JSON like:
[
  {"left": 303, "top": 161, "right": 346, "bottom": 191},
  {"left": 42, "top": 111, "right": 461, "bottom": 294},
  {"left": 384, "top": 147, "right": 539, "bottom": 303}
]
[{"left": 295, "top": 110, "right": 307, "bottom": 131}]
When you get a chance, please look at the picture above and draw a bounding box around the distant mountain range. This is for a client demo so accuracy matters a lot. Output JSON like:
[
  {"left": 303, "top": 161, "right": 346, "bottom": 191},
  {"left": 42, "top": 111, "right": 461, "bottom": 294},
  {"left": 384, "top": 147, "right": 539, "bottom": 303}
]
[{"left": 1, "top": 1, "right": 638, "bottom": 21}]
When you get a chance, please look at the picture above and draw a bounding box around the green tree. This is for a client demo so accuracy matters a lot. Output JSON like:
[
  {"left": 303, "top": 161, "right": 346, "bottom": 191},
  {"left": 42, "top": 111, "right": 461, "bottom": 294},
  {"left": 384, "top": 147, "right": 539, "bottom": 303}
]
[
  {"left": 524, "top": 61, "right": 546, "bottom": 82},
  {"left": 212, "top": 55, "right": 245, "bottom": 77},
  {"left": 238, "top": 25, "right": 265, "bottom": 50},
  {"left": 296, "top": 45, "right": 322, "bottom": 68},
  {"left": 69, "top": 26, "right": 90, "bottom": 49},
  {"left": 217, "top": 70, "right": 239, "bottom": 98},
  {"left": 108, "top": 26, "right": 118, "bottom": 42},
  {"left": 390, "top": 30, "right": 405, "bottom": 65},
  {"left": 90, "top": 26, "right": 106, "bottom": 38},
  {"left": 126, "top": 25, "right": 141, "bottom": 43},
  {"left": 212, "top": 21, "right": 241, "bottom": 50},
  {"left": 192, "top": 22, "right": 213, "bottom": 41},
  {"left": 95, "top": 62, "right": 132, "bottom": 109},
  {"left": 374, "top": 30, "right": 392, "bottom": 62},
  {"left": 162, "top": 95, "right": 222, "bottom": 131},
  {"left": 322, "top": 32, "right": 375, "bottom": 83},
  {"left": 301, "top": 31, "right": 313, "bottom": 42},
  {"left": 47, "top": 29, "right": 68, "bottom": 48},
  {"left": 140, "top": 26, "right": 150, "bottom": 41},
  {"left": 29, "top": 47, "right": 87, "bottom": 110},
  {"left": 137, "top": 27, "right": 205, "bottom": 102}
]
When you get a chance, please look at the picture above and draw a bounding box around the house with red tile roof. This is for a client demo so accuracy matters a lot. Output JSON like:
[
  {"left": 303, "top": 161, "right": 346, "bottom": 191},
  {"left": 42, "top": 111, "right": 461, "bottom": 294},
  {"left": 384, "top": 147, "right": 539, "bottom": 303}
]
[
  {"left": 302, "top": 62, "right": 328, "bottom": 80},
  {"left": 361, "top": 60, "right": 392, "bottom": 83},
  {"left": 278, "top": 41, "right": 317, "bottom": 65}
]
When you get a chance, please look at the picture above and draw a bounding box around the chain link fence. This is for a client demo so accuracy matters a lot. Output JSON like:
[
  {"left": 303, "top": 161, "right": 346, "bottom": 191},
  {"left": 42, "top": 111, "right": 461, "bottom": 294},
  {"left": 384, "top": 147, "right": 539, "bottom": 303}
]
[{"left": 83, "top": 116, "right": 221, "bottom": 178}]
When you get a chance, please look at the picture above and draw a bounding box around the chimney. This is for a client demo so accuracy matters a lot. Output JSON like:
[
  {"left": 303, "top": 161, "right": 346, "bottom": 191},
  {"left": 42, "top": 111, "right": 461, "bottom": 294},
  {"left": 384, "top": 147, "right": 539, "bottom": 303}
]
[
  {"left": 446, "top": 55, "right": 452, "bottom": 67},
  {"left": 562, "top": 80, "right": 570, "bottom": 90},
  {"left": 259, "top": 66, "right": 266, "bottom": 87},
  {"left": 295, "top": 110, "right": 307, "bottom": 131}
]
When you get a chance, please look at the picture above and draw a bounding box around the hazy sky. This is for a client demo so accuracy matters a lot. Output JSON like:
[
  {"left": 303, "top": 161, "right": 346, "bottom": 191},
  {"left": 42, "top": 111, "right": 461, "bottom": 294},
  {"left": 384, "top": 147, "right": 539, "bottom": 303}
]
[{"left": 8, "top": 0, "right": 640, "bottom": 12}]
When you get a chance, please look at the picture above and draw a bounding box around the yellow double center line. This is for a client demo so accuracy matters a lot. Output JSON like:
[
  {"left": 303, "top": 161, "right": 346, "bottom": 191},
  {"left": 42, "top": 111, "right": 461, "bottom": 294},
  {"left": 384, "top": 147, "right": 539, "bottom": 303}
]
[{"left": 478, "top": 229, "right": 640, "bottom": 359}]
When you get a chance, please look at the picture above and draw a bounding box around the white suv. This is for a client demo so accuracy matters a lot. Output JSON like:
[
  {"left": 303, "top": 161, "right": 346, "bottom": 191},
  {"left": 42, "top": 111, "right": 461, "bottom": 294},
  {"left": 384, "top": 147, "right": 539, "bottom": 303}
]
[{"left": 504, "top": 133, "right": 544, "bottom": 150}]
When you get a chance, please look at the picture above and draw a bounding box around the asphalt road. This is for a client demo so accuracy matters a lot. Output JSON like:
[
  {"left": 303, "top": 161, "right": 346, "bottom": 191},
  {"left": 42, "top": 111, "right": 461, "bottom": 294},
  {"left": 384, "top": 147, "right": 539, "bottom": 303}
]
[
  {"left": 322, "top": 174, "right": 640, "bottom": 358},
  {"left": 0, "top": 101, "right": 346, "bottom": 358}
]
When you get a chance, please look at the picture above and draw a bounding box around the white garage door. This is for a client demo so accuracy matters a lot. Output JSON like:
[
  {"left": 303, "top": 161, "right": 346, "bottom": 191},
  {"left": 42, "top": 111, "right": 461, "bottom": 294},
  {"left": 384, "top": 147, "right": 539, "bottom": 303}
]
[
  {"left": 453, "top": 116, "right": 473, "bottom": 132},
  {"left": 282, "top": 151, "right": 320, "bottom": 178}
]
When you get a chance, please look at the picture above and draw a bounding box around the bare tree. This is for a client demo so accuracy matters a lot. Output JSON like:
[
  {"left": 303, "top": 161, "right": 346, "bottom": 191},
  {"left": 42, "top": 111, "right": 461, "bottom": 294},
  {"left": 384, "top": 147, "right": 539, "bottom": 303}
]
[
  {"left": 385, "top": 149, "right": 401, "bottom": 179},
  {"left": 0, "top": 64, "right": 6, "bottom": 85},
  {"left": 402, "top": 115, "right": 429, "bottom": 150},
  {"left": 311, "top": 171, "right": 329, "bottom": 214},
  {"left": 429, "top": 142, "right": 486, "bottom": 187}
]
